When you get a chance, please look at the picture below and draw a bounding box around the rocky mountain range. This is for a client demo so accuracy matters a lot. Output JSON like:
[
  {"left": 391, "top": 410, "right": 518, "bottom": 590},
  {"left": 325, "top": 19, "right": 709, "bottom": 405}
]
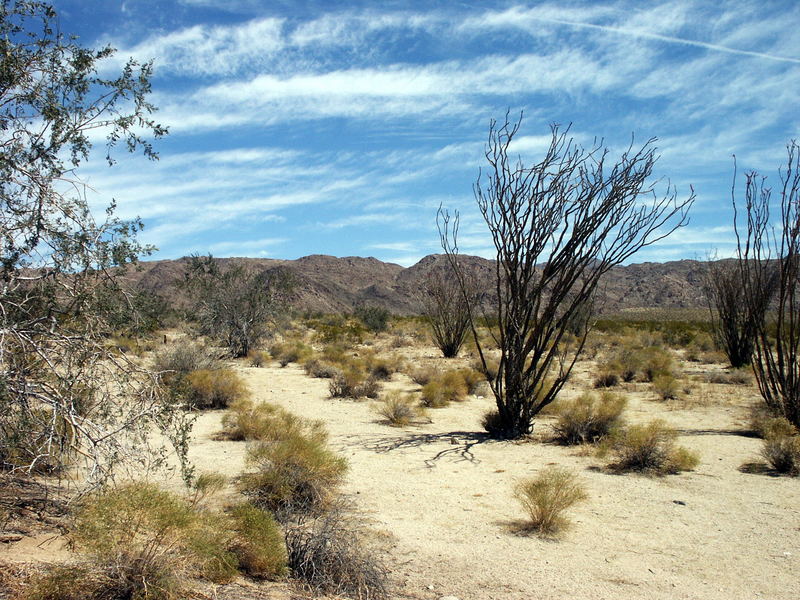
[{"left": 123, "top": 253, "right": 710, "bottom": 317}]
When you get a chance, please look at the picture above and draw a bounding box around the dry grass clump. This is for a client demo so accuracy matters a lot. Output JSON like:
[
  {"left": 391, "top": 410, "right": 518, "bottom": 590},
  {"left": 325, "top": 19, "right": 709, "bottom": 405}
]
[
  {"left": 248, "top": 349, "right": 269, "bottom": 367},
  {"left": 456, "top": 367, "right": 486, "bottom": 394},
  {"left": 409, "top": 365, "right": 439, "bottom": 386},
  {"left": 514, "top": 467, "right": 588, "bottom": 537},
  {"left": 551, "top": 392, "right": 626, "bottom": 445},
  {"left": 153, "top": 341, "right": 220, "bottom": 376},
  {"left": 374, "top": 391, "right": 427, "bottom": 427},
  {"left": 362, "top": 350, "right": 404, "bottom": 381},
  {"left": 240, "top": 427, "right": 348, "bottom": 519},
  {"left": 228, "top": 502, "right": 288, "bottom": 579},
  {"left": 222, "top": 399, "right": 327, "bottom": 443},
  {"left": 593, "top": 371, "right": 620, "bottom": 388},
  {"left": 285, "top": 508, "right": 388, "bottom": 600},
  {"left": 420, "top": 371, "right": 468, "bottom": 407},
  {"left": 702, "top": 368, "right": 753, "bottom": 385},
  {"left": 329, "top": 368, "right": 380, "bottom": 399},
  {"left": 642, "top": 347, "right": 675, "bottom": 382},
  {"left": 471, "top": 356, "right": 500, "bottom": 383},
  {"left": 304, "top": 357, "right": 341, "bottom": 379},
  {"left": 748, "top": 406, "right": 798, "bottom": 439},
  {"left": 269, "top": 340, "right": 313, "bottom": 367},
  {"left": 761, "top": 435, "right": 800, "bottom": 476},
  {"left": 604, "top": 420, "right": 699, "bottom": 475},
  {"left": 651, "top": 374, "right": 680, "bottom": 400},
  {"left": 185, "top": 368, "right": 249, "bottom": 409}
]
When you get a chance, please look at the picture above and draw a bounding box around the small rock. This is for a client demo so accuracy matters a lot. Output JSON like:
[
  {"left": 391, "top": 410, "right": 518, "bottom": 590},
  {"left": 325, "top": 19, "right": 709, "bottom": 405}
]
[
  {"left": 439, "top": 596, "right": 461, "bottom": 600},
  {"left": 673, "top": 500, "right": 686, "bottom": 506}
]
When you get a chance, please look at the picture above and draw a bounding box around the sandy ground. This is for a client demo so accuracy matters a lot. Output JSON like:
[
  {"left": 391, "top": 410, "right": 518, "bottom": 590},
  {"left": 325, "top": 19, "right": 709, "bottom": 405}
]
[{"left": 3, "top": 343, "right": 799, "bottom": 600}]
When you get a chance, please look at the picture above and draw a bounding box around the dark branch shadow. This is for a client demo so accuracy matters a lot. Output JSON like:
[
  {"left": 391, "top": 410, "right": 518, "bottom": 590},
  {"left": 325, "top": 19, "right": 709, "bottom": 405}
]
[
  {"left": 339, "top": 431, "right": 494, "bottom": 467},
  {"left": 674, "top": 428, "right": 755, "bottom": 437}
]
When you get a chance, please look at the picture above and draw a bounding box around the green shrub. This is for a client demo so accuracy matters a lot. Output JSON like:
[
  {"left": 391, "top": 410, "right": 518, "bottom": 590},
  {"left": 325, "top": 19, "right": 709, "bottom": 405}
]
[
  {"left": 652, "top": 374, "right": 680, "bottom": 400},
  {"left": 514, "top": 467, "right": 588, "bottom": 537},
  {"left": 642, "top": 347, "right": 674, "bottom": 382},
  {"left": 184, "top": 368, "right": 249, "bottom": 409},
  {"left": 222, "top": 399, "right": 327, "bottom": 443},
  {"left": 552, "top": 392, "right": 626, "bottom": 445},
  {"left": 605, "top": 420, "right": 699, "bottom": 475},
  {"left": 240, "top": 433, "right": 348, "bottom": 519},
  {"left": 228, "top": 502, "right": 288, "bottom": 579},
  {"left": 70, "top": 483, "right": 239, "bottom": 599},
  {"left": 375, "top": 391, "right": 426, "bottom": 427},
  {"left": 761, "top": 436, "right": 800, "bottom": 475},
  {"left": 354, "top": 304, "right": 391, "bottom": 333},
  {"left": 285, "top": 508, "right": 388, "bottom": 600}
]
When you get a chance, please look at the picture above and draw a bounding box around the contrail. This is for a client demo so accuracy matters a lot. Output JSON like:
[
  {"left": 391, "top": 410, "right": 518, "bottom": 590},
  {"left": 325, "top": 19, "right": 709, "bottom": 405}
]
[{"left": 532, "top": 15, "right": 800, "bottom": 65}]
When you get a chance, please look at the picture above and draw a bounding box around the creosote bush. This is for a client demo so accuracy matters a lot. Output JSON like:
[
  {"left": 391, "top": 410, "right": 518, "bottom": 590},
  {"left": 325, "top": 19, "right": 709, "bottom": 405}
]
[
  {"left": 514, "top": 467, "right": 588, "bottom": 537},
  {"left": 652, "top": 374, "right": 680, "bottom": 400},
  {"left": 237, "top": 407, "right": 348, "bottom": 519},
  {"left": 605, "top": 420, "right": 698, "bottom": 475},
  {"left": 68, "top": 482, "right": 239, "bottom": 599},
  {"left": 552, "top": 392, "right": 626, "bottom": 445},
  {"left": 228, "top": 502, "right": 288, "bottom": 579},
  {"left": 185, "top": 369, "right": 249, "bottom": 409}
]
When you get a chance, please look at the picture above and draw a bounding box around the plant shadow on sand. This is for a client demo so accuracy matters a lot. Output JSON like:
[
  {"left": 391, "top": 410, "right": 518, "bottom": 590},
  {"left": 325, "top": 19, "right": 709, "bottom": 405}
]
[{"left": 341, "top": 431, "right": 494, "bottom": 467}]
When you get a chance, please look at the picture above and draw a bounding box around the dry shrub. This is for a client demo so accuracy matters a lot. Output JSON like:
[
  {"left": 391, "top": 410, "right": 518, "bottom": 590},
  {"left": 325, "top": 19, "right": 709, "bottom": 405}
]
[
  {"left": 248, "top": 350, "right": 269, "bottom": 367},
  {"left": 16, "top": 564, "right": 102, "bottom": 600},
  {"left": 748, "top": 406, "right": 798, "bottom": 439},
  {"left": 362, "top": 351, "right": 404, "bottom": 381},
  {"left": 761, "top": 436, "right": 800, "bottom": 475},
  {"left": 552, "top": 392, "right": 626, "bottom": 445},
  {"left": 652, "top": 374, "right": 680, "bottom": 400},
  {"left": 304, "top": 358, "right": 340, "bottom": 379},
  {"left": 514, "top": 467, "right": 587, "bottom": 537},
  {"left": 642, "top": 347, "right": 674, "bottom": 382},
  {"left": 185, "top": 369, "right": 249, "bottom": 409},
  {"left": 593, "top": 371, "right": 619, "bottom": 388},
  {"left": 703, "top": 368, "right": 753, "bottom": 385},
  {"left": 605, "top": 420, "right": 699, "bottom": 475},
  {"left": 240, "top": 432, "right": 348, "bottom": 519},
  {"left": 420, "top": 371, "right": 468, "bottom": 408},
  {"left": 472, "top": 356, "right": 500, "bottom": 383},
  {"left": 329, "top": 368, "right": 380, "bottom": 399},
  {"left": 374, "top": 391, "right": 426, "bottom": 427},
  {"left": 269, "top": 340, "right": 313, "bottom": 367},
  {"left": 228, "top": 502, "right": 288, "bottom": 579},
  {"left": 69, "top": 482, "right": 238, "bottom": 599},
  {"left": 222, "top": 399, "right": 327, "bottom": 443},
  {"left": 457, "top": 367, "right": 486, "bottom": 394},
  {"left": 153, "top": 342, "right": 219, "bottom": 377},
  {"left": 608, "top": 345, "right": 643, "bottom": 382},
  {"left": 409, "top": 366, "right": 439, "bottom": 386},
  {"left": 285, "top": 509, "right": 388, "bottom": 600}
]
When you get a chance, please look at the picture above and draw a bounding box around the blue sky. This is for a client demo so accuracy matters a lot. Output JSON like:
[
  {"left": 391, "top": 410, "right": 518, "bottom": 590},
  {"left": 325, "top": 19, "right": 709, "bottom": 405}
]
[{"left": 54, "top": 0, "right": 800, "bottom": 266}]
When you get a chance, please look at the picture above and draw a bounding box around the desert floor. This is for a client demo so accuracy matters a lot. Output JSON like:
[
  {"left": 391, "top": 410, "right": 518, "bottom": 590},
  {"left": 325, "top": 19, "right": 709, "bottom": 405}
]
[{"left": 3, "top": 341, "right": 799, "bottom": 600}]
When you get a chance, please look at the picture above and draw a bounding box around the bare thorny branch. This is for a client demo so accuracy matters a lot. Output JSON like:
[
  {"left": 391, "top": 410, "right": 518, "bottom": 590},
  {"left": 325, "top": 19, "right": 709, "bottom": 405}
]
[{"left": 439, "top": 112, "right": 694, "bottom": 438}]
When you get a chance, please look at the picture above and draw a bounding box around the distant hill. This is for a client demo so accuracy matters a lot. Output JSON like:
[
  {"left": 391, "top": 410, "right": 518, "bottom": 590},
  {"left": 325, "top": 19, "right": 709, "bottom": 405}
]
[{"left": 122, "top": 254, "right": 710, "bottom": 317}]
